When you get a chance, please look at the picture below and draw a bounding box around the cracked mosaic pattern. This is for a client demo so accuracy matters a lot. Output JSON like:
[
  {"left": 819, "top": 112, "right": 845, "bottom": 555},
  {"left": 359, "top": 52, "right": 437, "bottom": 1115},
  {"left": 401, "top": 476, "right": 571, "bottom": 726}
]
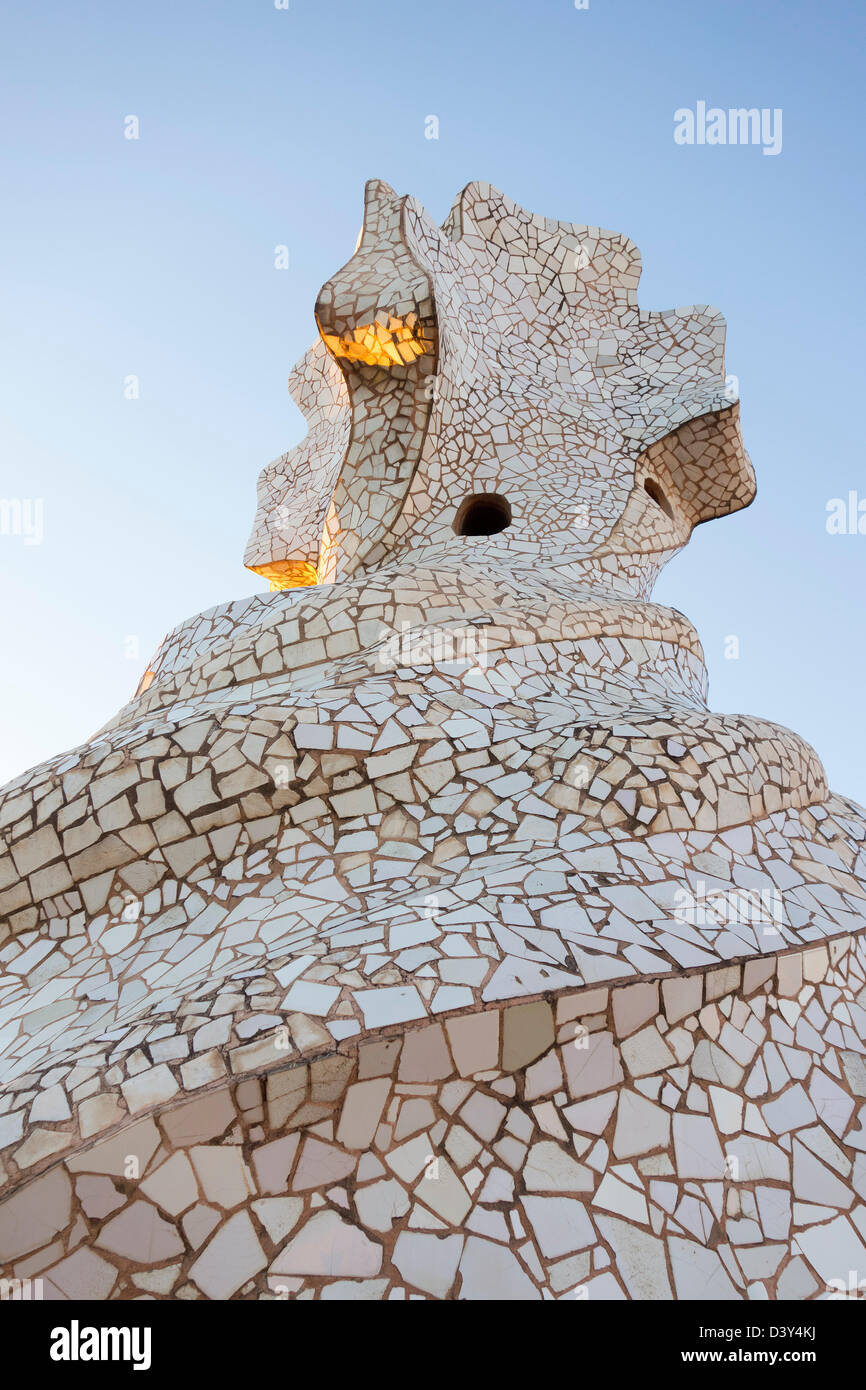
[
  {"left": 1, "top": 947, "right": 864, "bottom": 1300},
  {"left": 0, "top": 181, "right": 863, "bottom": 1299}
]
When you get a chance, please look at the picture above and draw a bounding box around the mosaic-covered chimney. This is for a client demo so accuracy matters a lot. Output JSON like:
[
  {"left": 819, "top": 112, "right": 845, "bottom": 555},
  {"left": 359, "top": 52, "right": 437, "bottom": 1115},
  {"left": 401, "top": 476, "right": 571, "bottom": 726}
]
[{"left": 0, "top": 182, "right": 864, "bottom": 1305}]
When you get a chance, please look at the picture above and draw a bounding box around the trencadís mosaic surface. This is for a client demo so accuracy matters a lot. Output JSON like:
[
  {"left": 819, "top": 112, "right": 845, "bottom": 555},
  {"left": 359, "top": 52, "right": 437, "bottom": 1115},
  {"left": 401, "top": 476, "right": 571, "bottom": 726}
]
[{"left": 1, "top": 182, "right": 863, "bottom": 1300}]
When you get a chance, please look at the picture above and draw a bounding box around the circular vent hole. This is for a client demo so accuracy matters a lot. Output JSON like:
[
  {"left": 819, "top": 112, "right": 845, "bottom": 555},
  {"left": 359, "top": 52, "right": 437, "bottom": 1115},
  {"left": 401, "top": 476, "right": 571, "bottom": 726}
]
[
  {"left": 643, "top": 477, "right": 674, "bottom": 520},
  {"left": 453, "top": 493, "right": 512, "bottom": 537}
]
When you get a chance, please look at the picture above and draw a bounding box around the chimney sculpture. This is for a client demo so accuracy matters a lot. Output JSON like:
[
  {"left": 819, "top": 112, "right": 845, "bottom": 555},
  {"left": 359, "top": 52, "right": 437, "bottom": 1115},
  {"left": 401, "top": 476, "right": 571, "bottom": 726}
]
[{"left": 0, "top": 183, "right": 863, "bottom": 1301}]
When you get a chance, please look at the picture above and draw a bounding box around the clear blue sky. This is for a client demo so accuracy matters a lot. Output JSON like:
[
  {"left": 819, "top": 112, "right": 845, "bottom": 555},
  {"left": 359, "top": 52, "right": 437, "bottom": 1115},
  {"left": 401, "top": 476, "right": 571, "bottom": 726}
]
[{"left": 1, "top": 0, "right": 864, "bottom": 808}]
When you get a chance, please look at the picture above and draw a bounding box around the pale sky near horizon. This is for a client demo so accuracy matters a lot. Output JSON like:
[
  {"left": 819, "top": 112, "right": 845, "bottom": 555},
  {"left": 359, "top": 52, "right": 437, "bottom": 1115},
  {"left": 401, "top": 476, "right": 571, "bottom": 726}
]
[{"left": 1, "top": 0, "right": 865, "bottom": 806}]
